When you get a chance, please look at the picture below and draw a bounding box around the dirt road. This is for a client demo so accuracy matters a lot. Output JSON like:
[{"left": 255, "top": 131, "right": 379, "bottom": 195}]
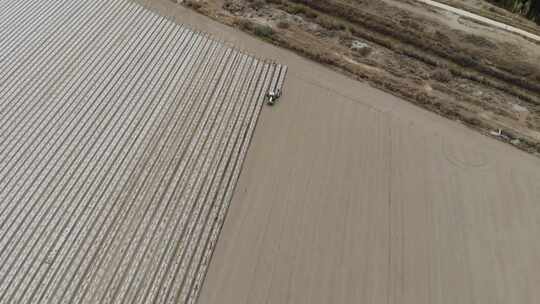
[
  {"left": 414, "top": 0, "right": 540, "bottom": 42},
  {"left": 138, "top": 1, "right": 540, "bottom": 303}
]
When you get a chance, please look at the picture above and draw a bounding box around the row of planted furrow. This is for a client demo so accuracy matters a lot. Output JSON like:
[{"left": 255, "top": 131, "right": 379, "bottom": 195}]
[{"left": 0, "top": 0, "right": 286, "bottom": 303}]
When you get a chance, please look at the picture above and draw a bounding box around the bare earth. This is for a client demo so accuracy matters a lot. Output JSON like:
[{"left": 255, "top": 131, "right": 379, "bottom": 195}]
[{"left": 139, "top": 1, "right": 540, "bottom": 303}]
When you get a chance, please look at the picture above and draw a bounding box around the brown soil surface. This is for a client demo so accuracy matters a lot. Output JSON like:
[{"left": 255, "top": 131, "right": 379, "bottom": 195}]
[{"left": 178, "top": 0, "right": 540, "bottom": 156}]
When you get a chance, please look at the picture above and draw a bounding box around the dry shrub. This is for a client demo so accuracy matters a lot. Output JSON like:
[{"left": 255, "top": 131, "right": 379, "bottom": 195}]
[
  {"left": 337, "top": 29, "right": 352, "bottom": 40},
  {"left": 399, "top": 18, "right": 422, "bottom": 32},
  {"left": 533, "top": 70, "right": 540, "bottom": 83},
  {"left": 254, "top": 24, "right": 274, "bottom": 38},
  {"left": 284, "top": 3, "right": 318, "bottom": 18},
  {"left": 501, "top": 61, "right": 538, "bottom": 78},
  {"left": 313, "top": 52, "right": 337, "bottom": 64},
  {"left": 463, "top": 33, "right": 497, "bottom": 49},
  {"left": 249, "top": 0, "right": 265, "bottom": 10},
  {"left": 234, "top": 18, "right": 274, "bottom": 39},
  {"left": 303, "top": 8, "right": 318, "bottom": 19},
  {"left": 233, "top": 18, "right": 254, "bottom": 31},
  {"left": 184, "top": 0, "right": 202, "bottom": 10},
  {"left": 223, "top": 0, "right": 245, "bottom": 13},
  {"left": 283, "top": 3, "right": 305, "bottom": 14},
  {"left": 431, "top": 68, "right": 453, "bottom": 83},
  {"left": 434, "top": 30, "right": 450, "bottom": 43},
  {"left": 277, "top": 20, "right": 290, "bottom": 29},
  {"left": 317, "top": 15, "right": 346, "bottom": 31},
  {"left": 356, "top": 46, "right": 372, "bottom": 57}
]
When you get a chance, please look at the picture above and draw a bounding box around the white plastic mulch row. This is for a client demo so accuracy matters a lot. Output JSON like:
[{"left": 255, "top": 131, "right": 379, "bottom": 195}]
[{"left": 0, "top": 0, "right": 287, "bottom": 303}]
